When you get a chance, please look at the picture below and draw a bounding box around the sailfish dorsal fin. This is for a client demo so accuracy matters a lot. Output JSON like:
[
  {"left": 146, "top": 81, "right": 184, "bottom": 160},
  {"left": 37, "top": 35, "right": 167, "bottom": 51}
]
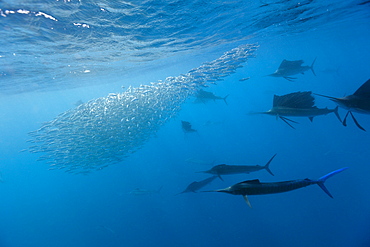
[
  {"left": 273, "top": 91, "right": 315, "bottom": 108},
  {"left": 238, "top": 179, "right": 261, "bottom": 184},
  {"left": 278, "top": 59, "right": 304, "bottom": 70},
  {"left": 353, "top": 79, "right": 370, "bottom": 98}
]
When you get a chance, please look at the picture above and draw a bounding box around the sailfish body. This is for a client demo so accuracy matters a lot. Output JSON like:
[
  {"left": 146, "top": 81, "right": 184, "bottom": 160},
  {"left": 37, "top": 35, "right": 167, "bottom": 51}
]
[
  {"left": 268, "top": 58, "right": 316, "bottom": 81},
  {"left": 315, "top": 78, "right": 370, "bottom": 131},
  {"left": 176, "top": 176, "right": 217, "bottom": 195},
  {"left": 181, "top": 121, "right": 197, "bottom": 133},
  {"left": 266, "top": 106, "right": 338, "bottom": 118},
  {"left": 209, "top": 167, "right": 348, "bottom": 208},
  {"left": 194, "top": 89, "right": 229, "bottom": 104},
  {"left": 260, "top": 91, "right": 341, "bottom": 128},
  {"left": 198, "top": 154, "right": 276, "bottom": 180},
  {"left": 332, "top": 94, "right": 370, "bottom": 113}
]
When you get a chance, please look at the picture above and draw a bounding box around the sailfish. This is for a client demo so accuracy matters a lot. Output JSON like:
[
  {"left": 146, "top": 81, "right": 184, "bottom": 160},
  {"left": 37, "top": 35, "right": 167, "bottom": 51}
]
[
  {"left": 259, "top": 91, "right": 342, "bottom": 129},
  {"left": 197, "top": 154, "right": 277, "bottom": 181},
  {"left": 204, "top": 167, "right": 348, "bottom": 208},
  {"left": 268, "top": 58, "right": 316, "bottom": 81},
  {"left": 315, "top": 79, "right": 370, "bottom": 131},
  {"left": 176, "top": 176, "right": 218, "bottom": 195},
  {"left": 181, "top": 121, "right": 197, "bottom": 133},
  {"left": 194, "top": 89, "right": 229, "bottom": 105}
]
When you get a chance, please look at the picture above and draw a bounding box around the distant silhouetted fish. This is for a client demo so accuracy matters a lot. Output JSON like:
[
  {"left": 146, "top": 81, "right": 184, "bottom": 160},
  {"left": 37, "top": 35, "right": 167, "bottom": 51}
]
[
  {"left": 268, "top": 58, "right": 316, "bottom": 81},
  {"left": 176, "top": 176, "right": 217, "bottom": 195},
  {"left": 315, "top": 78, "right": 370, "bottom": 131},
  {"left": 205, "top": 167, "right": 348, "bottom": 208},
  {"left": 239, "top": 77, "right": 250, "bottom": 81},
  {"left": 258, "top": 91, "right": 341, "bottom": 129},
  {"left": 194, "top": 89, "right": 229, "bottom": 104},
  {"left": 181, "top": 121, "right": 197, "bottom": 133},
  {"left": 129, "top": 186, "right": 163, "bottom": 195},
  {"left": 198, "top": 154, "right": 276, "bottom": 181},
  {"left": 96, "top": 225, "right": 115, "bottom": 234}
]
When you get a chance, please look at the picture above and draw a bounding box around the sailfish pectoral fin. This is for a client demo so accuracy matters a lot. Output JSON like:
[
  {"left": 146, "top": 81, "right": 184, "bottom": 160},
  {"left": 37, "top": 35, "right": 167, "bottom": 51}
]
[
  {"left": 279, "top": 116, "right": 298, "bottom": 129},
  {"left": 280, "top": 116, "right": 299, "bottom": 124},
  {"left": 343, "top": 111, "right": 366, "bottom": 131},
  {"left": 243, "top": 195, "right": 252, "bottom": 208},
  {"left": 283, "top": 76, "right": 297, "bottom": 81},
  {"left": 349, "top": 111, "right": 366, "bottom": 131},
  {"left": 342, "top": 111, "right": 350, "bottom": 127}
]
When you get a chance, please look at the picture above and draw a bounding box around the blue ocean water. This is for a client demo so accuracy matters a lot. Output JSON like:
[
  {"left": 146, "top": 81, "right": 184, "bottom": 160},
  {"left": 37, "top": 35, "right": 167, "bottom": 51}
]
[{"left": 1, "top": 0, "right": 370, "bottom": 246}]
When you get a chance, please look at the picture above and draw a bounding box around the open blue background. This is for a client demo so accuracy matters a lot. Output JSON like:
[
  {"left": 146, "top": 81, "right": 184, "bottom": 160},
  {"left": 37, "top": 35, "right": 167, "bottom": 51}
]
[{"left": 0, "top": 1, "right": 369, "bottom": 246}]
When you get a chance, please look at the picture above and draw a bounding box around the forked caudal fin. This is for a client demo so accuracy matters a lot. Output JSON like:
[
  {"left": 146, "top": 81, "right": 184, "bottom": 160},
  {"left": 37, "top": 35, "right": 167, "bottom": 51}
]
[
  {"left": 333, "top": 106, "right": 342, "bottom": 123},
  {"left": 316, "top": 167, "right": 348, "bottom": 198},
  {"left": 264, "top": 154, "right": 277, "bottom": 176},
  {"left": 223, "top": 95, "right": 229, "bottom": 105},
  {"left": 310, "top": 57, "right": 317, "bottom": 76}
]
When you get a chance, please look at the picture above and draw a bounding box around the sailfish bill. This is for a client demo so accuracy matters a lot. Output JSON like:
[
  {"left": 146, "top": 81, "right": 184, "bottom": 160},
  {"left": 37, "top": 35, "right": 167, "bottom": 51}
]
[{"left": 315, "top": 78, "right": 370, "bottom": 131}]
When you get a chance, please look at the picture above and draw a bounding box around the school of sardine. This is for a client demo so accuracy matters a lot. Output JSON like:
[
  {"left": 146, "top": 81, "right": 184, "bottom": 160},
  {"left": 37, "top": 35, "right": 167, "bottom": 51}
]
[{"left": 28, "top": 44, "right": 258, "bottom": 174}]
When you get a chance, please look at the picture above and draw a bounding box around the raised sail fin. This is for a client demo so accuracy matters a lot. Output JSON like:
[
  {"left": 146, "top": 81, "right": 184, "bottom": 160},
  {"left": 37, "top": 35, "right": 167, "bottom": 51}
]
[{"left": 353, "top": 79, "right": 370, "bottom": 97}]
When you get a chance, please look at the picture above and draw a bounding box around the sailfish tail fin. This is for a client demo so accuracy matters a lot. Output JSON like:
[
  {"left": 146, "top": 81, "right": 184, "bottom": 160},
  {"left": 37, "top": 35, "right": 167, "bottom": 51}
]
[
  {"left": 264, "top": 153, "right": 277, "bottom": 176},
  {"left": 310, "top": 57, "right": 317, "bottom": 76},
  {"left": 223, "top": 95, "right": 229, "bottom": 105},
  {"left": 316, "top": 167, "right": 348, "bottom": 198},
  {"left": 333, "top": 106, "right": 342, "bottom": 123}
]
